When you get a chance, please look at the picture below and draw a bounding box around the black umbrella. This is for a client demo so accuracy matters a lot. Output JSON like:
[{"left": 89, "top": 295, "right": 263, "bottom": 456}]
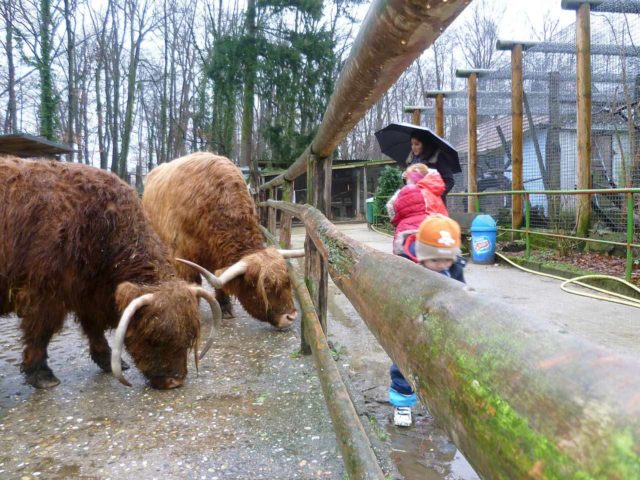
[{"left": 374, "top": 122, "right": 462, "bottom": 174}]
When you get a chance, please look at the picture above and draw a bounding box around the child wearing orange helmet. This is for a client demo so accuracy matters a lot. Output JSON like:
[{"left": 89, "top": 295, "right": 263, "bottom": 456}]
[{"left": 390, "top": 214, "right": 466, "bottom": 427}]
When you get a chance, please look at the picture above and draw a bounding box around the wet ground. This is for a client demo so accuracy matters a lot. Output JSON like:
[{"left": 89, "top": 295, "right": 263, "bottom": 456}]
[{"left": 0, "top": 300, "right": 348, "bottom": 479}]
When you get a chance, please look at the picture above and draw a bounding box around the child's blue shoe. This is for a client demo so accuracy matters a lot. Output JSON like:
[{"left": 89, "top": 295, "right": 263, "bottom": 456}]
[{"left": 389, "top": 388, "right": 417, "bottom": 408}]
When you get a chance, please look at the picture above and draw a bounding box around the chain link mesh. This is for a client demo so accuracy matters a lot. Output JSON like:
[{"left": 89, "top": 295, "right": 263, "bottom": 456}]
[{"left": 425, "top": 1, "right": 640, "bottom": 248}]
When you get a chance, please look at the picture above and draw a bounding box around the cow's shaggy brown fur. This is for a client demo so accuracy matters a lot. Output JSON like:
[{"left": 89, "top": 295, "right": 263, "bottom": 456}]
[
  {"left": 0, "top": 156, "right": 201, "bottom": 389},
  {"left": 142, "top": 153, "right": 296, "bottom": 327}
]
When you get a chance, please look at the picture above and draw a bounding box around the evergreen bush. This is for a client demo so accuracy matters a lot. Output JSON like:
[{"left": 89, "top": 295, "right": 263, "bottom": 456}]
[{"left": 373, "top": 166, "right": 403, "bottom": 224}]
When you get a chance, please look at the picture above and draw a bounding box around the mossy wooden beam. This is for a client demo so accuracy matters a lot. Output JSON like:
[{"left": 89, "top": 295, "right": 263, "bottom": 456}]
[
  {"left": 261, "top": 0, "right": 471, "bottom": 190},
  {"left": 265, "top": 200, "right": 640, "bottom": 479}
]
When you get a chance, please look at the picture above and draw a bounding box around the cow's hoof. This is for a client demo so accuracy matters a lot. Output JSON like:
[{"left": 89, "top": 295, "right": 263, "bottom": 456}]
[
  {"left": 26, "top": 369, "right": 60, "bottom": 389},
  {"left": 91, "top": 350, "right": 130, "bottom": 372},
  {"left": 221, "top": 306, "right": 234, "bottom": 319}
]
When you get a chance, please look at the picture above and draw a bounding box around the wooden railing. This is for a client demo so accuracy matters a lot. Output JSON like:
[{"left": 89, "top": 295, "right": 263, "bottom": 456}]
[{"left": 263, "top": 199, "right": 640, "bottom": 480}]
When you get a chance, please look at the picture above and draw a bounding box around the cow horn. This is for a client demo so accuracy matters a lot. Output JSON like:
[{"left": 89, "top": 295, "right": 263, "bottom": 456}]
[
  {"left": 111, "top": 293, "right": 155, "bottom": 387},
  {"left": 276, "top": 249, "right": 305, "bottom": 259},
  {"left": 176, "top": 257, "right": 248, "bottom": 288},
  {"left": 176, "top": 258, "right": 222, "bottom": 288},
  {"left": 216, "top": 260, "right": 248, "bottom": 285},
  {"left": 189, "top": 287, "right": 222, "bottom": 360}
]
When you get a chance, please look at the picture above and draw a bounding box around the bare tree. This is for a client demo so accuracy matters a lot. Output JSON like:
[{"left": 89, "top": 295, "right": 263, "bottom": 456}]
[
  {"left": 63, "top": 0, "right": 77, "bottom": 160},
  {"left": 1, "top": 0, "right": 18, "bottom": 132},
  {"left": 119, "top": 0, "right": 156, "bottom": 178},
  {"left": 456, "top": 0, "right": 502, "bottom": 70}
]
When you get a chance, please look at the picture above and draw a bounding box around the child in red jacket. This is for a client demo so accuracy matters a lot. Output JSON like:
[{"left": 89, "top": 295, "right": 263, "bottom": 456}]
[{"left": 385, "top": 164, "right": 448, "bottom": 244}]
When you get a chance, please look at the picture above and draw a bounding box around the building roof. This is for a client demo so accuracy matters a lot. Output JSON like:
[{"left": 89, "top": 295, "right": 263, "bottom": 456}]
[
  {"left": 259, "top": 159, "right": 396, "bottom": 178},
  {"left": 455, "top": 114, "right": 549, "bottom": 154},
  {"left": 0, "top": 133, "right": 74, "bottom": 157}
]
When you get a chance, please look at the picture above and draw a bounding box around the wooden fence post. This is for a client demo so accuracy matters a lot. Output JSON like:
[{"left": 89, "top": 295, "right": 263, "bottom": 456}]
[
  {"left": 435, "top": 93, "right": 445, "bottom": 137},
  {"left": 303, "top": 154, "right": 332, "bottom": 353},
  {"left": 267, "top": 188, "right": 277, "bottom": 235},
  {"left": 576, "top": 2, "right": 592, "bottom": 236},
  {"left": 511, "top": 44, "right": 524, "bottom": 228},
  {"left": 279, "top": 180, "right": 293, "bottom": 248},
  {"left": 455, "top": 69, "right": 497, "bottom": 213},
  {"left": 411, "top": 108, "right": 421, "bottom": 125},
  {"left": 468, "top": 73, "right": 478, "bottom": 212}
]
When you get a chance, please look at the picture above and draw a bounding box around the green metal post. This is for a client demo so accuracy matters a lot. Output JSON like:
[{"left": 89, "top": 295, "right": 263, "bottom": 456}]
[
  {"left": 626, "top": 192, "right": 634, "bottom": 282},
  {"left": 525, "top": 193, "right": 531, "bottom": 259},
  {"left": 475, "top": 195, "right": 480, "bottom": 213}
]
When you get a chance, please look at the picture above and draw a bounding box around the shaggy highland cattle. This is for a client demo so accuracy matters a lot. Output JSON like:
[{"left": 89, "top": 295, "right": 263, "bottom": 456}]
[
  {"left": 0, "top": 156, "right": 220, "bottom": 389},
  {"left": 142, "top": 152, "right": 303, "bottom": 330}
]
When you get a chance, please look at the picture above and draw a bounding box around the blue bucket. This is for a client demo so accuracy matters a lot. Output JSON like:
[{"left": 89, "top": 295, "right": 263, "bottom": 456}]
[{"left": 470, "top": 215, "right": 497, "bottom": 264}]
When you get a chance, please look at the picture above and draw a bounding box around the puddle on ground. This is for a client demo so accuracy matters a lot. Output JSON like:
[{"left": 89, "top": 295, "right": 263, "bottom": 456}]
[{"left": 328, "top": 283, "right": 480, "bottom": 480}]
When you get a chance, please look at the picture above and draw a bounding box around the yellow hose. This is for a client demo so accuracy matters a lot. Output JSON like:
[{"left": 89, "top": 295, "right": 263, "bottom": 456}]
[{"left": 496, "top": 252, "right": 640, "bottom": 309}]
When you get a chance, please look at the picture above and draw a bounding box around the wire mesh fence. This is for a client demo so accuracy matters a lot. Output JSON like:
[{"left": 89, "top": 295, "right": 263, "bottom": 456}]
[{"left": 421, "top": 0, "right": 640, "bottom": 240}]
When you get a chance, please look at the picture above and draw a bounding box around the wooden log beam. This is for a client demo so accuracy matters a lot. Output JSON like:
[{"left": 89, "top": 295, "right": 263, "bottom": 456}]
[
  {"left": 266, "top": 199, "right": 640, "bottom": 479},
  {"left": 260, "top": 0, "right": 471, "bottom": 190},
  {"left": 261, "top": 226, "right": 385, "bottom": 480},
  {"left": 289, "top": 262, "right": 385, "bottom": 480}
]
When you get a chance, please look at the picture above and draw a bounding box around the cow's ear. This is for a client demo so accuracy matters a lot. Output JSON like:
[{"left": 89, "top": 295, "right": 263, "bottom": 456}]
[{"left": 115, "top": 282, "right": 144, "bottom": 311}]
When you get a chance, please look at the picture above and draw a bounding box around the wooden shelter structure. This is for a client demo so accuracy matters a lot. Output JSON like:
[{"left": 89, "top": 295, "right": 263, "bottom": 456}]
[{"left": 0, "top": 133, "right": 73, "bottom": 158}]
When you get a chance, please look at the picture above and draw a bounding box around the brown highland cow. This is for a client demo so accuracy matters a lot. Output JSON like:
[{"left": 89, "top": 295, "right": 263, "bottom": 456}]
[
  {"left": 142, "top": 152, "right": 304, "bottom": 330},
  {"left": 0, "top": 156, "right": 220, "bottom": 389}
]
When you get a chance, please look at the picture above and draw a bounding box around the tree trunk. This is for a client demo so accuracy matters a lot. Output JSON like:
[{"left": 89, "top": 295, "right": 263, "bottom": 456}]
[
  {"left": 64, "top": 0, "right": 77, "bottom": 161},
  {"left": 119, "top": 0, "right": 148, "bottom": 179},
  {"left": 241, "top": 0, "right": 258, "bottom": 188},
  {"left": 95, "top": 65, "right": 108, "bottom": 170},
  {"left": 2, "top": 1, "right": 18, "bottom": 132},
  {"left": 39, "top": 0, "right": 57, "bottom": 140}
]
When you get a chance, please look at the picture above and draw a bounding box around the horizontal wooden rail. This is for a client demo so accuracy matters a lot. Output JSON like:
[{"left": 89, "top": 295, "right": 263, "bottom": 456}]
[
  {"left": 260, "top": 226, "right": 384, "bottom": 479},
  {"left": 265, "top": 199, "right": 640, "bottom": 479},
  {"left": 288, "top": 262, "right": 384, "bottom": 480},
  {"left": 260, "top": 0, "right": 470, "bottom": 190}
]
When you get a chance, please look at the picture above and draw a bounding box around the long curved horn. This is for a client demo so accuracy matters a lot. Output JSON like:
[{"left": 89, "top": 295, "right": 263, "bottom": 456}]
[
  {"left": 276, "top": 249, "right": 305, "bottom": 259},
  {"left": 176, "top": 258, "right": 222, "bottom": 288},
  {"left": 111, "top": 293, "right": 155, "bottom": 387},
  {"left": 177, "top": 257, "right": 248, "bottom": 288},
  {"left": 216, "top": 260, "right": 248, "bottom": 285},
  {"left": 190, "top": 287, "right": 222, "bottom": 360}
]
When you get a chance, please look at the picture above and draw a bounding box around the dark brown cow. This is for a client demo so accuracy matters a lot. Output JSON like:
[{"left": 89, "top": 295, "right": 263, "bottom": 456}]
[
  {"left": 142, "top": 152, "right": 303, "bottom": 330},
  {"left": 0, "top": 156, "right": 220, "bottom": 389}
]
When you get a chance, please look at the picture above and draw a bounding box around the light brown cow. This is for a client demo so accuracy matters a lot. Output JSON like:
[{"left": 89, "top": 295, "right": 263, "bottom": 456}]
[{"left": 143, "top": 153, "right": 303, "bottom": 330}]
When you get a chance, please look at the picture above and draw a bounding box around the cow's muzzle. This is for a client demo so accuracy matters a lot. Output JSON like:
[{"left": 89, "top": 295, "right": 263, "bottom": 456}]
[
  {"left": 274, "top": 311, "right": 297, "bottom": 330},
  {"left": 150, "top": 376, "right": 185, "bottom": 390}
]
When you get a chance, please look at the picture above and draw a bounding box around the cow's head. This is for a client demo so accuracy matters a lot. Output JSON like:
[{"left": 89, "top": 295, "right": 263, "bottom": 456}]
[
  {"left": 177, "top": 247, "right": 304, "bottom": 330},
  {"left": 111, "top": 279, "right": 221, "bottom": 389}
]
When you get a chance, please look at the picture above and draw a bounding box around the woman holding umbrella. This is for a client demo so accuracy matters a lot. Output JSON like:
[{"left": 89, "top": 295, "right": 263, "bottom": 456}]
[
  {"left": 407, "top": 132, "right": 455, "bottom": 204},
  {"left": 375, "top": 122, "right": 460, "bottom": 205}
]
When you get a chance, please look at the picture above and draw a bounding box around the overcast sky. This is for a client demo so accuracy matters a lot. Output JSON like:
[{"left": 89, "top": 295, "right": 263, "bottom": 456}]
[
  {"left": 502, "top": 0, "right": 576, "bottom": 37},
  {"left": 455, "top": 0, "right": 576, "bottom": 39}
]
